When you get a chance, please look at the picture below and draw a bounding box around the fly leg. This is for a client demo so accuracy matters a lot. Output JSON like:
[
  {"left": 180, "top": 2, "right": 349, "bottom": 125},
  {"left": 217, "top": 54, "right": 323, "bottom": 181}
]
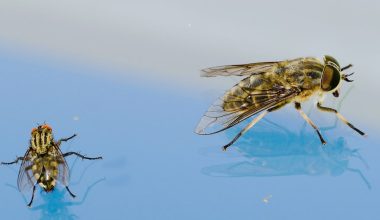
[
  {"left": 27, "top": 185, "right": 36, "bottom": 207},
  {"left": 1, "top": 156, "right": 25, "bottom": 165},
  {"left": 295, "top": 102, "right": 326, "bottom": 145},
  {"left": 62, "top": 152, "right": 102, "bottom": 160},
  {"left": 222, "top": 111, "right": 268, "bottom": 151},
  {"left": 27, "top": 167, "right": 46, "bottom": 207},
  {"left": 317, "top": 102, "right": 366, "bottom": 136},
  {"left": 56, "top": 134, "right": 77, "bottom": 148},
  {"left": 65, "top": 186, "right": 77, "bottom": 198},
  {"left": 56, "top": 134, "right": 77, "bottom": 146}
]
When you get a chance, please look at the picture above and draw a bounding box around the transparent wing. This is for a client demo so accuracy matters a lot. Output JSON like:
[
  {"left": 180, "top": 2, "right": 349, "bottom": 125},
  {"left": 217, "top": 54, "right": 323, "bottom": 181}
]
[
  {"left": 17, "top": 149, "right": 36, "bottom": 193},
  {"left": 52, "top": 146, "right": 70, "bottom": 186},
  {"left": 201, "top": 62, "right": 278, "bottom": 77},
  {"left": 195, "top": 75, "right": 300, "bottom": 135}
]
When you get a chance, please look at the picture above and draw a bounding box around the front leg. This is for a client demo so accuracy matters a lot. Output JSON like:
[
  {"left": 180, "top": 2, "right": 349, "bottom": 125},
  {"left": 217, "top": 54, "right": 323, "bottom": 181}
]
[
  {"left": 317, "top": 101, "right": 366, "bottom": 136},
  {"left": 295, "top": 102, "right": 326, "bottom": 145},
  {"left": 1, "top": 156, "right": 25, "bottom": 165},
  {"left": 63, "top": 152, "right": 102, "bottom": 160},
  {"left": 56, "top": 134, "right": 77, "bottom": 147}
]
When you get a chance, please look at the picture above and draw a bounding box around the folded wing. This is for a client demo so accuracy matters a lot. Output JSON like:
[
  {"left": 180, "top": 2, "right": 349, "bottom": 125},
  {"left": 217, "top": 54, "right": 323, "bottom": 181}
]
[
  {"left": 201, "top": 62, "right": 278, "bottom": 77},
  {"left": 195, "top": 74, "right": 300, "bottom": 135},
  {"left": 17, "top": 150, "right": 36, "bottom": 193}
]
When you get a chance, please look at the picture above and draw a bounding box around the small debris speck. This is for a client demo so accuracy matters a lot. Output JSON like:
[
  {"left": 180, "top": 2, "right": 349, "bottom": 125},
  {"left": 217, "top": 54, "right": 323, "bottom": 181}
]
[{"left": 262, "top": 195, "right": 272, "bottom": 204}]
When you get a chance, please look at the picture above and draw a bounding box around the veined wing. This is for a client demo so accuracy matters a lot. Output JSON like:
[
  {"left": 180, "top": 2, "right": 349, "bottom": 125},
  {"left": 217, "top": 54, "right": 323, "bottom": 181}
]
[
  {"left": 201, "top": 61, "right": 278, "bottom": 77},
  {"left": 195, "top": 74, "right": 300, "bottom": 135},
  {"left": 17, "top": 149, "right": 36, "bottom": 193},
  {"left": 52, "top": 145, "right": 69, "bottom": 186}
]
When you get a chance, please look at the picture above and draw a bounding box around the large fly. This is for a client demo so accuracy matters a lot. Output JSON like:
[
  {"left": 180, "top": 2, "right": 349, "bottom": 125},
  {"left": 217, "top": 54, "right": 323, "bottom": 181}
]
[{"left": 196, "top": 55, "right": 366, "bottom": 150}]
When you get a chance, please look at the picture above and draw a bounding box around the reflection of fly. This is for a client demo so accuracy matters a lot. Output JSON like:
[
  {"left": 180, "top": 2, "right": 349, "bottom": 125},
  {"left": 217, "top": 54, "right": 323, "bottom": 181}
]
[
  {"left": 196, "top": 55, "right": 366, "bottom": 150},
  {"left": 1, "top": 124, "right": 102, "bottom": 207}
]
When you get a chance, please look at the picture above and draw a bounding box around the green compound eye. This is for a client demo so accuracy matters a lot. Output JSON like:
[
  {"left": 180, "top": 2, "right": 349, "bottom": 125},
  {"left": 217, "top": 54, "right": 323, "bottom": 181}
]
[
  {"left": 321, "top": 64, "right": 341, "bottom": 91},
  {"left": 324, "top": 55, "right": 340, "bottom": 69}
]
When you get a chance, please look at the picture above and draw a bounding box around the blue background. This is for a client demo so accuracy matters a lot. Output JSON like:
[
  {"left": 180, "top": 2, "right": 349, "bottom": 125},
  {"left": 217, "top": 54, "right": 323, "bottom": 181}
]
[
  {"left": 0, "top": 0, "right": 379, "bottom": 219},
  {"left": 0, "top": 47, "right": 378, "bottom": 220}
]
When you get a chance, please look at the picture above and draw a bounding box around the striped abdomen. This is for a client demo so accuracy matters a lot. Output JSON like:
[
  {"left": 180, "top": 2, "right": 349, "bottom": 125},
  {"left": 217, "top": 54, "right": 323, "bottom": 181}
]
[{"left": 32, "top": 156, "right": 59, "bottom": 192}]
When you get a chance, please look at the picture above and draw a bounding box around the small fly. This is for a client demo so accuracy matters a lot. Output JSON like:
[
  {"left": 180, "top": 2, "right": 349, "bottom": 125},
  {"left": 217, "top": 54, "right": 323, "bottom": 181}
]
[
  {"left": 1, "top": 124, "right": 102, "bottom": 207},
  {"left": 196, "top": 55, "right": 366, "bottom": 150}
]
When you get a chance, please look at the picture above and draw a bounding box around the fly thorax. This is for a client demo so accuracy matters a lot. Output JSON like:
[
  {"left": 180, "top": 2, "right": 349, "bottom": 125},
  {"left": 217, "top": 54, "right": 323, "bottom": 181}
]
[
  {"left": 274, "top": 66, "right": 286, "bottom": 75},
  {"left": 30, "top": 125, "right": 54, "bottom": 154}
]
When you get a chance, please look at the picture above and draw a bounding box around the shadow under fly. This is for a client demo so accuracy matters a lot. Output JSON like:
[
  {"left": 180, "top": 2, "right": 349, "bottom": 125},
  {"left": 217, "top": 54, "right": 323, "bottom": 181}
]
[
  {"left": 5, "top": 155, "right": 104, "bottom": 219},
  {"left": 31, "top": 178, "right": 105, "bottom": 220},
  {"left": 202, "top": 109, "right": 371, "bottom": 189},
  {"left": 1, "top": 124, "right": 102, "bottom": 207}
]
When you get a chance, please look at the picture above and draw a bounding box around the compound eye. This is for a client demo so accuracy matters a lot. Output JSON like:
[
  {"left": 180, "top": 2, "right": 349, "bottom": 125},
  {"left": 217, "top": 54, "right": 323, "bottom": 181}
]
[
  {"left": 321, "top": 65, "right": 341, "bottom": 91},
  {"left": 42, "top": 124, "right": 52, "bottom": 131},
  {"left": 324, "top": 55, "right": 340, "bottom": 69},
  {"left": 31, "top": 128, "right": 37, "bottom": 134}
]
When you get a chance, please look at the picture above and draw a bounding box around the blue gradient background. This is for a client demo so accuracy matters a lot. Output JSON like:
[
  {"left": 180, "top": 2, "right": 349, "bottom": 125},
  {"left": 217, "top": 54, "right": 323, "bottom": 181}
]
[{"left": 0, "top": 1, "right": 379, "bottom": 219}]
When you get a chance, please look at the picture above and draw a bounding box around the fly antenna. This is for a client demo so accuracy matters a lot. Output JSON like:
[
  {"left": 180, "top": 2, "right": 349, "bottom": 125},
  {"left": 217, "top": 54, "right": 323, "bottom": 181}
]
[
  {"left": 341, "top": 64, "right": 353, "bottom": 71},
  {"left": 342, "top": 72, "right": 354, "bottom": 82}
]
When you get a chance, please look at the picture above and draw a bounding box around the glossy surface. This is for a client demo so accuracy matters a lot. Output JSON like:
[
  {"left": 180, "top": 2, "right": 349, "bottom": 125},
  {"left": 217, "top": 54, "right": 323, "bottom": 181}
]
[
  {"left": 0, "top": 49, "right": 378, "bottom": 220},
  {"left": 1, "top": 1, "right": 379, "bottom": 218}
]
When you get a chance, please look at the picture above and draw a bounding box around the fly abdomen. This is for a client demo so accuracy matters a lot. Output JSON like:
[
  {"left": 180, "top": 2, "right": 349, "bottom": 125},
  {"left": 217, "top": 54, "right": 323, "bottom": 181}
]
[
  {"left": 33, "top": 157, "right": 59, "bottom": 192},
  {"left": 38, "top": 177, "right": 56, "bottom": 192}
]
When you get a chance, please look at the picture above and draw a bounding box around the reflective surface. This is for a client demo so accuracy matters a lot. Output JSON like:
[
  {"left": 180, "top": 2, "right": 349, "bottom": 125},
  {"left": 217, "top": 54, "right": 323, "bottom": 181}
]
[
  {"left": 1, "top": 1, "right": 380, "bottom": 218},
  {"left": 0, "top": 49, "right": 379, "bottom": 219},
  {"left": 203, "top": 118, "right": 371, "bottom": 189}
]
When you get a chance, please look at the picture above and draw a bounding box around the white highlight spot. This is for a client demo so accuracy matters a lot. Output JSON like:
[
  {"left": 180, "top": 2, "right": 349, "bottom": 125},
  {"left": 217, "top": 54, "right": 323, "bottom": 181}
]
[{"left": 262, "top": 195, "right": 272, "bottom": 204}]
